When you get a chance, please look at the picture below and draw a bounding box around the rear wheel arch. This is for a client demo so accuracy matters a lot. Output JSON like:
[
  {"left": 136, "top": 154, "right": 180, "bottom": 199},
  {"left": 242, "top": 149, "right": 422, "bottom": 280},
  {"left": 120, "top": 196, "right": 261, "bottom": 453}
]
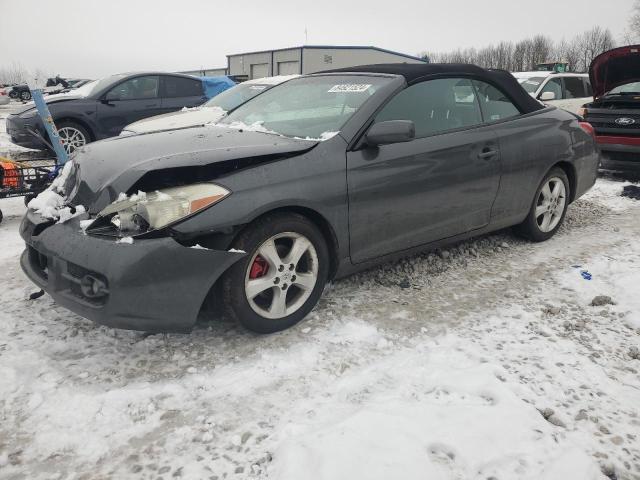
[{"left": 552, "top": 161, "right": 577, "bottom": 203}]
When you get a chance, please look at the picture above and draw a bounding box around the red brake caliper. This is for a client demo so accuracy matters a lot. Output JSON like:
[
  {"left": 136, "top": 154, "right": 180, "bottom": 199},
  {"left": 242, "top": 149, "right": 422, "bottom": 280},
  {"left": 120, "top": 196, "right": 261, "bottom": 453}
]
[{"left": 249, "top": 255, "right": 269, "bottom": 279}]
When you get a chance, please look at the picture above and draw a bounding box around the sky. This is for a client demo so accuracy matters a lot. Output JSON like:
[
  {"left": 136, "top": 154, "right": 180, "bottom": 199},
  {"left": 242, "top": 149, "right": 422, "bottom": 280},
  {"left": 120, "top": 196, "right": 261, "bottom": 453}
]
[{"left": 0, "top": 0, "right": 635, "bottom": 78}]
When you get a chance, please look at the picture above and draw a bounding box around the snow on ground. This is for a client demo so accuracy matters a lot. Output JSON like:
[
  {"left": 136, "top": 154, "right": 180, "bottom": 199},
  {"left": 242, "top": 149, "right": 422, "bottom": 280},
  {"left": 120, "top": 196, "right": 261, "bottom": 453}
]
[
  {"left": 0, "top": 102, "right": 37, "bottom": 156},
  {"left": 0, "top": 114, "right": 639, "bottom": 479}
]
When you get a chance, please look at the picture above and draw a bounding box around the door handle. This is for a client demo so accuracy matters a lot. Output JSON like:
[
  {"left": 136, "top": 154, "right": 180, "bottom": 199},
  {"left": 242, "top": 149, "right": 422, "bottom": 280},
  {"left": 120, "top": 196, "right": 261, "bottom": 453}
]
[{"left": 478, "top": 148, "right": 498, "bottom": 160}]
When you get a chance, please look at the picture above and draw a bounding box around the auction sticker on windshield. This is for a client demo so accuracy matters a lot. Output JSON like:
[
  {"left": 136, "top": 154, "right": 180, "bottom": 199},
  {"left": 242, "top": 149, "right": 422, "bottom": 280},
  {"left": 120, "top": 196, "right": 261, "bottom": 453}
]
[{"left": 328, "top": 84, "right": 372, "bottom": 93}]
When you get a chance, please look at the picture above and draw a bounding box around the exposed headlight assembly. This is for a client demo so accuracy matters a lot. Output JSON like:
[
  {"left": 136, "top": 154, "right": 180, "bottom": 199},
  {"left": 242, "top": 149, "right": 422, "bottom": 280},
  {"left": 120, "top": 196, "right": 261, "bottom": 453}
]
[{"left": 90, "top": 183, "right": 231, "bottom": 236}]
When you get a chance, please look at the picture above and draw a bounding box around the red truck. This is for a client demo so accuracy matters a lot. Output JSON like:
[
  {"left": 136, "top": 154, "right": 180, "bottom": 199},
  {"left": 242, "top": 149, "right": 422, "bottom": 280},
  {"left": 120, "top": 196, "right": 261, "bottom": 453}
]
[{"left": 580, "top": 45, "right": 640, "bottom": 172}]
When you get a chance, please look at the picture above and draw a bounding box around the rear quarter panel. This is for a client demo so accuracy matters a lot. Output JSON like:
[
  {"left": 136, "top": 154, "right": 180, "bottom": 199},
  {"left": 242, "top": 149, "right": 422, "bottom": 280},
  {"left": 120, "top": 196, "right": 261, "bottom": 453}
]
[{"left": 490, "top": 107, "right": 598, "bottom": 224}]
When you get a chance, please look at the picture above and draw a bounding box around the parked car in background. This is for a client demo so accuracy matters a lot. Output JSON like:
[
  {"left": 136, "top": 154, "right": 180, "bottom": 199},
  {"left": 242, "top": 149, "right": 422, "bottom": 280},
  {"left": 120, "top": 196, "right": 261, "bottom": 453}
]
[
  {"left": 44, "top": 77, "right": 93, "bottom": 95},
  {"left": 9, "top": 84, "right": 32, "bottom": 101},
  {"left": 20, "top": 64, "right": 599, "bottom": 335},
  {"left": 513, "top": 71, "right": 593, "bottom": 114},
  {"left": 120, "top": 75, "right": 298, "bottom": 135},
  {"left": 0, "top": 87, "right": 9, "bottom": 105},
  {"left": 580, "top": 45, "right": 640, "bottom": 171},
  {"left": 6, "top": 72, "right": 233, "bottom": 154}
]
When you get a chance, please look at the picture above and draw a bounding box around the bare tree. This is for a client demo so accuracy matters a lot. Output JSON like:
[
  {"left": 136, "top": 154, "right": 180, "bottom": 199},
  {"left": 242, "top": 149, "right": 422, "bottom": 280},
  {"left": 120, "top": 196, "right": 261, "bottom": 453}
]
[
  {"left": 628, "top": 0, "right": 640, "bottom": 42},
  {"left": 530, "top": 35, "right": 554, "bottom": 68},
  {"left": 422, "top": 27, "right": 615, "bottom": 73},
  {"left": 575, "top": 26, "right": 616, "bottom": 72},
  {"left": 554, "top": 38, "right": 581, "bottom": 72},
  {"left": 0, "top": 62, "right": 29, "bottom": 85}
]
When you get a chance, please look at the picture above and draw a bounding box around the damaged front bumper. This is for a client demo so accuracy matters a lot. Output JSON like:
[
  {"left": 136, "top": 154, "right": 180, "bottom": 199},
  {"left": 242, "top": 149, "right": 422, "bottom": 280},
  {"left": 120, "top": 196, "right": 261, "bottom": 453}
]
[{"left": 19, "top": 210, "right": 244, "bottom": 332}]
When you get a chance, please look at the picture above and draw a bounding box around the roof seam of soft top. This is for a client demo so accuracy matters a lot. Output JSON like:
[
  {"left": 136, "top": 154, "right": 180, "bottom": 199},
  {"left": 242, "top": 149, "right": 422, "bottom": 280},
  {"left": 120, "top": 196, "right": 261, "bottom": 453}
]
[{"left": 319, "top": 63, "right": 544, "bottom": 114}]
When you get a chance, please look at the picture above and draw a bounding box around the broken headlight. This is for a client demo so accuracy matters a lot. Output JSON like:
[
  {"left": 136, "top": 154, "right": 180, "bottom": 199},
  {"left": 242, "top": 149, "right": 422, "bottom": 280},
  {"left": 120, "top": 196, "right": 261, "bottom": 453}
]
[{"left": 92, "top": 183, "right": 230, "bottom": 236}]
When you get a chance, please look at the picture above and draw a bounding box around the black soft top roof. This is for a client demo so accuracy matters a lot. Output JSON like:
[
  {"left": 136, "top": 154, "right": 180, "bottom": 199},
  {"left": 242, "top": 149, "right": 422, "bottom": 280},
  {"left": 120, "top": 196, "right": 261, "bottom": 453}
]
[{"left": 319, "top": 63, "right": 544, "bottom": 114}]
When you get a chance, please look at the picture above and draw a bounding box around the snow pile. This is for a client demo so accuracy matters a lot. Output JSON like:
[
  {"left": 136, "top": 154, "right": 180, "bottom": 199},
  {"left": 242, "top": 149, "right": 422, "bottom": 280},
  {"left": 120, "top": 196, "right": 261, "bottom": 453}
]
[
  {"left": 116, "top": 236, "right": 134, "bottom": 245},
  {"left": 27, "top": 161, "right": 86, "bottom": 223},
  {"left": 211, "top": 121, "right": 340, "bottom": 142},
  {"left": 221, "top": 120, "right": 280, "bottom": 136},
  {"left": 268, "top": 334, "right": 604, "bottom": 480},
  {"left": 556, "top": 255, "right": 640, "bottom": 328},
  {"left": 316, "top": 131, "right": 339, "bottom": 141},
  {"left": 79, "top": 219, "right": 93, "bottom": 231},
  {"left": 115, "top": 190, "right": 147, "bottom": 203}
]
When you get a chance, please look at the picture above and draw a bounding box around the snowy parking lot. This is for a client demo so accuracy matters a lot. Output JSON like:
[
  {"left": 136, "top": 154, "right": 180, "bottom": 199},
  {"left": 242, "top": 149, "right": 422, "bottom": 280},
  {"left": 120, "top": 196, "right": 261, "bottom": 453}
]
[{"left": 1, "top": 100, "right": 640, "bottom": 480}]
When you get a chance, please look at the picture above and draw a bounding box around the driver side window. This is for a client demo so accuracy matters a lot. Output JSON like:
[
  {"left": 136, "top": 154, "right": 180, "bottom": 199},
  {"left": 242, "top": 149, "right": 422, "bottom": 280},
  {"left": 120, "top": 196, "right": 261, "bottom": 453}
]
[
  {"left": 106, "top": 76, "right": 159, "bottom": 101},
  {"left": 375, "top": 78, "right": 483, "bottom": 139}
]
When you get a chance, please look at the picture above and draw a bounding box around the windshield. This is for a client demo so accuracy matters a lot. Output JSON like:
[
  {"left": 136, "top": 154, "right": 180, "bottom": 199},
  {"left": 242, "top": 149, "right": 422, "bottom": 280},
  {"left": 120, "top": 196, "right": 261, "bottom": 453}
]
[
  {"left": 71, "top": 80, "right": 99, "bottom": 97},
  {"left": 204, "top": 83, "right": 271, "bottom": 111},
  {"left": 82, "top": 74, "right": 128, "bottom": 97},
  {"left": 219, "top": 75, "right": 391, "bottom": 139},
  {"left": 517, "top": 77, "right": 546, "bottom": 94},
  {"left": 608, "top": 81, "right": 640, "bottom": 95}
]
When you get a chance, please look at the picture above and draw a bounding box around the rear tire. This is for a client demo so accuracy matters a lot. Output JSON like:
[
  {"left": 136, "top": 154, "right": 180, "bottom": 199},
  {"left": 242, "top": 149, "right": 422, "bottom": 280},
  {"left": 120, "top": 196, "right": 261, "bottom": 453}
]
[
  {"left": 20, "top": 90, "right": 31, "bottom": 101},
  {"left": 222, "top": 212, "right": 329, "bottom": 333},
  {"left": 515, "top": 167, "right": 570, "bottom": 242}
]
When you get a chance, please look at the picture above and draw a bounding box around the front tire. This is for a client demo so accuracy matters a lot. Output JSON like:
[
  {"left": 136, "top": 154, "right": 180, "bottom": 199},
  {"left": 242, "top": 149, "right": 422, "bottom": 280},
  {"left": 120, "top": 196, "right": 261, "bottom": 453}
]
[
  {"left": 222, "top": 212, "right": 329, "bottom": 333},
  {"left": 57, "top": 121, "right": 91, "bottom": 154},
  {"left": 515, "top": 167, "right": 570, "bottom": 242}
]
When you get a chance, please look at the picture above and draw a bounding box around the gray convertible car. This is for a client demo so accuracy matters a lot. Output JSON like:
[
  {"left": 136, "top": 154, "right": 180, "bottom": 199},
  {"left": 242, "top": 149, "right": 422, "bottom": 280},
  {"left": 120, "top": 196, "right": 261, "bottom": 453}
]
[{"left": 20, "top": 64, "right": 599, "bottom": 334}]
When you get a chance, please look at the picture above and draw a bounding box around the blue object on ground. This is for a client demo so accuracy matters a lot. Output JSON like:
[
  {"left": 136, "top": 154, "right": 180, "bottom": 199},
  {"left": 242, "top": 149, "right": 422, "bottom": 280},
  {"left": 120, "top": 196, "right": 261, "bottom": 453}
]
[
  {"left": 580, "top": 270, "right": 592, "bottom": 280},
  {"left": 201, "top": 76, "right": 236, "bottom": 99}
]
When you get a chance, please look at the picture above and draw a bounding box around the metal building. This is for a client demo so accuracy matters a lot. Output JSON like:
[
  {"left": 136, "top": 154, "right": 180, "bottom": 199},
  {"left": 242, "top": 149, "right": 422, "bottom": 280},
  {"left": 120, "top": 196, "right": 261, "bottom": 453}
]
[
  {"left": 227, "top": 45, "right": 425, "bottom": 80},
  {"left": 177, "top": 67, "right": 228, "bottom": 77}
]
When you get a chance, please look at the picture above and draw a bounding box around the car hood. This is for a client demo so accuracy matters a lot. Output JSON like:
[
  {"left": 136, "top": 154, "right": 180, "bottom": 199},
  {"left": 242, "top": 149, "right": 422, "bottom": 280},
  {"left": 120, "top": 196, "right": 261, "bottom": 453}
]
[
  {"left": 122, "top": 107, "right": 226, "bottom": 134},
  {"left": 590, "top": 45, "right": 640, "bottom": 98},
  {"left": 12, "top": 92, "right": 86, "bottom": 115},
  {"left": 69, "top": 125, "right": 319, "bottom": 213}
]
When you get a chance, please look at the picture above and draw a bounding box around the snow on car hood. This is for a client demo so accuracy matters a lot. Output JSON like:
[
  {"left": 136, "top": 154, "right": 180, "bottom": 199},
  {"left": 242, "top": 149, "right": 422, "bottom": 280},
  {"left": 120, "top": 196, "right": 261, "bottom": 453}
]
[
  {"left": 121, "top": 106, "right": 226, "bottom": 135},
  {"left": 590, "top": 45, "right": 640, "bottom": 98},
  {"left": 69, "top": 126, "right": 320, "bottom": 213}
]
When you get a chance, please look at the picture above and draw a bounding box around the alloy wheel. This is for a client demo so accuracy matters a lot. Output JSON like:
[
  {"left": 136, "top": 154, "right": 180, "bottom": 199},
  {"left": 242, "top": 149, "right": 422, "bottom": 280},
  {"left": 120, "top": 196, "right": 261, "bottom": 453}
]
[
  {"left": 535, "top": 177, "right": 566, "bottom": 233},
  {"left": 244, "top": 232, "right": 319, "bottom": 319},
  {"left": 58, "top": 127, "right": 87, "bottom": 154}
]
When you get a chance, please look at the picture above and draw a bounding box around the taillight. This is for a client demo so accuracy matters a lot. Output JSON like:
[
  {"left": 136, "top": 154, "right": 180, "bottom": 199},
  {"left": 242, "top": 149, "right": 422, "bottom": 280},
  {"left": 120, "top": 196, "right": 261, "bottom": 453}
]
[{"left": 579, "top": 121, "right": 596, "bottom": 139}]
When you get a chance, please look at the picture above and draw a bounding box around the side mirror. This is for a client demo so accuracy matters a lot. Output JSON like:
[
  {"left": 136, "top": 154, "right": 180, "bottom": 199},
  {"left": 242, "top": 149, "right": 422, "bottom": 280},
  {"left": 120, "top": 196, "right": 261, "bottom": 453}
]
[
  {"left": 366, "top": 120, "right": 415, "bottom": 146},
  {"left": 539, "top": 91, "right": 556, "bottom": 101}
]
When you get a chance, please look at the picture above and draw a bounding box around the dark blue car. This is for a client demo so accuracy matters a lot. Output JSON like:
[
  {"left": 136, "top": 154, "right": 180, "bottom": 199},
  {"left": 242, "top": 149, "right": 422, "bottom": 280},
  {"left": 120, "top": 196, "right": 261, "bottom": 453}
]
[{"left": 6, "top": 72, "right": 234, "bottom": 153}]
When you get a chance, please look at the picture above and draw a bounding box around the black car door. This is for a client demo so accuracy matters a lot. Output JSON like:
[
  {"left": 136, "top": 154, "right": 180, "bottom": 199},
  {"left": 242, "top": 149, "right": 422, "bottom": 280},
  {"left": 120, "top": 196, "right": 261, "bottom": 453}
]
[
  {"left": 346, "top": 77, "right": 502, "bottom": 264},
  {"left": 159, "top": 75, "right": 207, "bottom": 114},
  {"left": 95, "top": 75, "right": 162, "bottom": 138}
]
